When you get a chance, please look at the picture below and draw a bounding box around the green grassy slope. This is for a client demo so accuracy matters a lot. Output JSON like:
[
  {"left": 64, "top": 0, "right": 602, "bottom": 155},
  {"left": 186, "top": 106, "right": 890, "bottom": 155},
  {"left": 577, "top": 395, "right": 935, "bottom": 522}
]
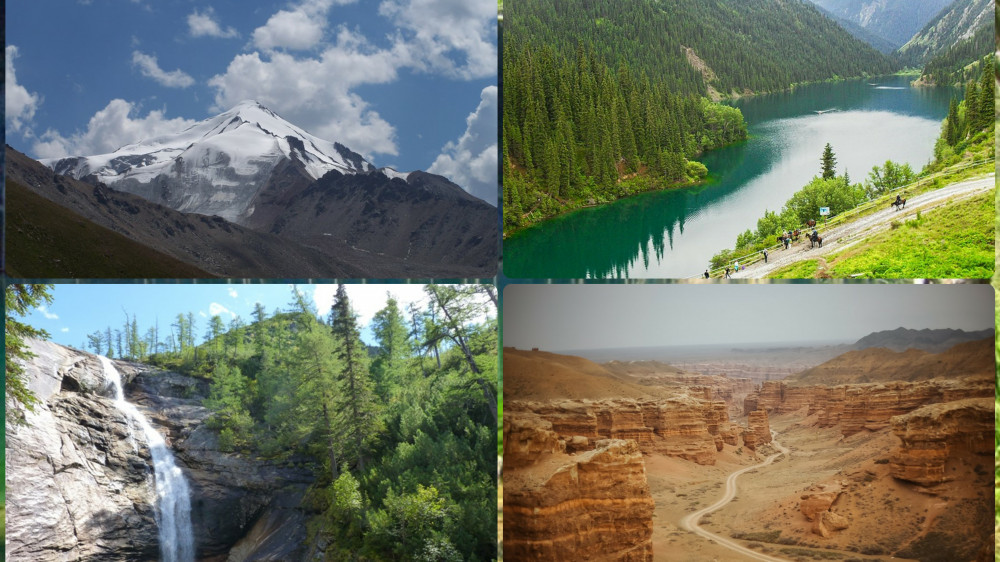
[
  {"left": 5, "top": 179, "right": 213, "bottom": 278},
  {"left": 769, "top": 189, "right": 994, "bottom": 278}
]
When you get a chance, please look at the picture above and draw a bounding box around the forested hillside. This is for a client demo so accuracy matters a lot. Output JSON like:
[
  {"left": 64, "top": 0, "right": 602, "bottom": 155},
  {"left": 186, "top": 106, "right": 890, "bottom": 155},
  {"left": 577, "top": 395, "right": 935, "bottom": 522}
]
[
  {"left": 505, "top": 0, "right": 896, "bottom": 97},
  {"left": 75, "top": 285, "right": 498, "bottom": 559},
  {"left": 918, "top": 25, "right": 993, "bottom": 85},
  {"left": 502, "top": 0, "right": 898, "bottom": 233}
]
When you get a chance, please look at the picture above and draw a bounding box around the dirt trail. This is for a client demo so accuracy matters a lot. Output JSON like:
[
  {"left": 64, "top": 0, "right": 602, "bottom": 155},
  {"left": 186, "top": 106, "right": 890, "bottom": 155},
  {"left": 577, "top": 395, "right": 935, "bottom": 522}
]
[
  {"left": 679, "top": 431, "right": 791, "bottom": 562},
  {"left": 731, "top": 174, "right": 994, "bottom": 278}
]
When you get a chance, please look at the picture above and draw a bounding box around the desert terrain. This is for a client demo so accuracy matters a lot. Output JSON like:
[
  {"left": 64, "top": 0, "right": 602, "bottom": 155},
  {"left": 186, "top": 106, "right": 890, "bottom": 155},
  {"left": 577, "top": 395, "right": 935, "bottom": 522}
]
[{"left": 502, "top": 337, "right": 994, "bottom": 561}]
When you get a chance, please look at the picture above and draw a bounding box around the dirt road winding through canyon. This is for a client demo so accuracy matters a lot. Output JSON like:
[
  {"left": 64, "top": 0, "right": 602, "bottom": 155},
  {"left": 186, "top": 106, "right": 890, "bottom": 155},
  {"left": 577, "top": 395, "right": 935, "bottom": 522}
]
[{"left": 679, "top": 431, "right": 791, "bottom": 562}]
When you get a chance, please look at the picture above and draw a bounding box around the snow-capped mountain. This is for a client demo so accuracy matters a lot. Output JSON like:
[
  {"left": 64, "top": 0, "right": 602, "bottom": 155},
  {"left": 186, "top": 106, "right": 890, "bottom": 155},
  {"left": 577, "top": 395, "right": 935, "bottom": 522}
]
[{"left": 41, "top": 101, "right": 416, "bottom": 222}]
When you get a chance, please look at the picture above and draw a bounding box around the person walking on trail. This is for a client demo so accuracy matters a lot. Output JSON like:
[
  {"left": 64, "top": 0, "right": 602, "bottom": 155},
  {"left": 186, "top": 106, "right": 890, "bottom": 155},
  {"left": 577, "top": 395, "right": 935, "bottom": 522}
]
[
  {"left": 734, "top": 260, "right": 739, "bottom": 272},
  {"left": 704, "top": 269, "right": 710, "bottom": 279},
  {"left": 725, "top": 267, "right": 731, "bottom": 279},
  {"left": 763, "top": 248, "right": 768, "bottom": 263}
]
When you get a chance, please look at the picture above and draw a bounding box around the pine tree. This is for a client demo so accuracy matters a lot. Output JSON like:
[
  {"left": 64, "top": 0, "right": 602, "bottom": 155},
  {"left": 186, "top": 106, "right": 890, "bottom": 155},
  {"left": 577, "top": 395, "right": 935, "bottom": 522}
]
[{"left": 820, "top": 143, "right": 837, "bottom": 179}]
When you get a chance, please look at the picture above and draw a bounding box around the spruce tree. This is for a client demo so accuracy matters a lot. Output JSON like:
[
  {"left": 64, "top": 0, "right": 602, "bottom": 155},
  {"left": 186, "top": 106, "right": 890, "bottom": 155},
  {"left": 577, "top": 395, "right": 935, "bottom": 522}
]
[
  {"left": 330, "top": 285, "right": 377, "bottom": 473},
  {"left": 820, "top": 143, "right": 837, "bottom": 179}
]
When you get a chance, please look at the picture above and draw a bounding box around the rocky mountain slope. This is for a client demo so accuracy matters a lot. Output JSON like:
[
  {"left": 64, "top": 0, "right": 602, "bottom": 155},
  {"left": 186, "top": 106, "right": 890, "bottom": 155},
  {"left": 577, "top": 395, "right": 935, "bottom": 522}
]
[
  {"left": 42, "top": 101, "right": 377, "bottom": 223},
  {"left": 7, "top": 145, "right": 495, "bottom": 277},
  {"left": 6, "top": 339, "right": 314, "bottom": 561},
  {"left": 805, "top": 0, "right": 952, "bottom": 50},
  {"left": 895, "top": 0, "right": 993, "bottom": 65}
]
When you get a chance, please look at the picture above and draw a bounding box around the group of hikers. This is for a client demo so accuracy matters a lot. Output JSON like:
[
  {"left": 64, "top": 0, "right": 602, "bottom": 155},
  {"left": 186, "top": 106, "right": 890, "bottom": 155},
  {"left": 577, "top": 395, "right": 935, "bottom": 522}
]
[{"left": 705, "top": 226, "right": 822, "bottom": 279}]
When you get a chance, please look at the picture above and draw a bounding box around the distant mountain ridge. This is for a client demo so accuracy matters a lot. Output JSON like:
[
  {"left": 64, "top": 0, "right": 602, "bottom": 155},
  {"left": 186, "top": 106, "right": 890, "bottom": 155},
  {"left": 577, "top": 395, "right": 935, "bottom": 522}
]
[
  {"left": 8, "top": 140, "right": 497, "bottom": 277},
  {"left": 852, "top": 326, "right": 995, "bottom": 353},
  {"left": 805, "top": 0, "right": 952, "bottom": 50},
  {"left": 786, "top": 337, "right": 993, "bottom": 385}
]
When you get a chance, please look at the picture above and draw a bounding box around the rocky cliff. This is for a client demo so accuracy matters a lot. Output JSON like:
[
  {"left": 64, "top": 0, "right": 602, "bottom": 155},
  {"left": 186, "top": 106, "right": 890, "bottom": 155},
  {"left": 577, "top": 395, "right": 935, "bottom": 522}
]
[
  {"left": 503, "top": 436, "right": 654, "bottom": 561},
  {"left": 888, "top": 398, "right": 993, "bottom": 486},
  {"left": 507, "top": 395, "right": 726, "bottom": 465},
  {"left": 6, "top": 340, "right": 314, "bottom": 561},
  {"left": 744, "top": 377, "right": 992, "bottom": 438}
]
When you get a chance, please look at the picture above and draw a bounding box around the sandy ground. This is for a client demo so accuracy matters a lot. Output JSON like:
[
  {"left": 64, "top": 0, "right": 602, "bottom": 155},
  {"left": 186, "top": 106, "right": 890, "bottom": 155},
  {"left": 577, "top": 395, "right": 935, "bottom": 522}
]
[
  {"left": 731, "top": 174, "right": 994, "bottom": 278},
  {"left": 648, "top": 411, "right": 991, "bottom": 561}
]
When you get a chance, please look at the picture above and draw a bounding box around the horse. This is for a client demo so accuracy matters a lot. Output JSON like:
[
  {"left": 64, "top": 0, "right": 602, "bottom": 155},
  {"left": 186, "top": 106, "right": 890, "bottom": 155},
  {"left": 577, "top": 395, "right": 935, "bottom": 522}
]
[
  {"left": 809, "top": 231, "right": 823, "bottom": 248},
  {"left": 792, "top": 229, "right": 801, "bottom": 241},
  {"left": 891, "top": 197, "right": 907, "bottom": 211},
  {"left": 806, "top": 219, "right": 816, "bottom": 228}
]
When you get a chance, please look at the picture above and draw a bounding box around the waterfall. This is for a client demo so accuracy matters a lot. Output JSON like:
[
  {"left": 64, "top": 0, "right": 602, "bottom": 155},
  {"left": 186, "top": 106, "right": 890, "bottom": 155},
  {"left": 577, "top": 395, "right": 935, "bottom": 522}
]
[{"left": 99, "top": 356, "right": 195, "bottom": 562}]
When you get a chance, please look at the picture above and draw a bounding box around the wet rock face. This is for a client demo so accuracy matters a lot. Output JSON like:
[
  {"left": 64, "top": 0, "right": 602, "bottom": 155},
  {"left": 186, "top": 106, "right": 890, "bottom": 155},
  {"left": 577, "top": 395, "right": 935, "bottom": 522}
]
[
  {"left": 888, "top": 397, "right": 993, "bottom": 486},
  {"left": 503, "top": 439, "right": 654, "bottom": 561},
  {"left": 7, "top": 344, "right": 160, "bottom": 561},
  {"left": 7, "top": 340, "right": 314, "bottom": 561}
]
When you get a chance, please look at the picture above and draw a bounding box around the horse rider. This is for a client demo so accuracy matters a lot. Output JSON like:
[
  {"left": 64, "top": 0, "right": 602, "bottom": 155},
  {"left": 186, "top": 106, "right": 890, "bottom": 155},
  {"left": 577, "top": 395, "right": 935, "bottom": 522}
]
[{"left": 894, "top": 193, "right": 902, "bottom": 207}]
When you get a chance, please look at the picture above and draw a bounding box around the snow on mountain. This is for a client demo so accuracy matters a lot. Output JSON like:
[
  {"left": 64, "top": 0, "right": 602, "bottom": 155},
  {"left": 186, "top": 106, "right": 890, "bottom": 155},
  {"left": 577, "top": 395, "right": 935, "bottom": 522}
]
[{"left": 40, "top": 101, "right": 384, "bottom": 221}]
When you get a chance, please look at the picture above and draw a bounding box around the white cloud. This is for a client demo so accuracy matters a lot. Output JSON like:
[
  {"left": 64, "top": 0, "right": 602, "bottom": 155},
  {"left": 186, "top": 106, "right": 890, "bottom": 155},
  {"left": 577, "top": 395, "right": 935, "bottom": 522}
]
[
  {"left": 38, "top": 305, "right": 59, "bottom": 320},
  {"left": 6, "top": 46, "right": 41, "bottom": 134},
  {"left": 131, "top": 51, "right": 195, "bottom": 88},
  {"left": 199, "top": 311, "right": 208, "bottom": 318},
  {"left": 227, "top": 287, "right": 239, "bottom": 298},
  {"left": 209, "top": 302, "right": 236, "bottom": 318},
  {"left": 313, "top": 284, "right": 429, "bottom": 327},
  {"left": 253, "top": 9, "right": 326, "bottom": 51},
  {"left": 60, "top": 327, "right": 70, "bottom": 333},
  {"left": 188, "top": 8, "right": 239, "bottom": 39},
  {"left": 428, "top": 85, "right": 497, "bottom": 204},
  {"left": 378, "top": 0, "right": 497, "bottom": 79},
  {"left": 32, "top": 99, "right": 197, "bottom": 159},
  {"left": 208, "top": 39, "right": 408, "bottom": 158}
]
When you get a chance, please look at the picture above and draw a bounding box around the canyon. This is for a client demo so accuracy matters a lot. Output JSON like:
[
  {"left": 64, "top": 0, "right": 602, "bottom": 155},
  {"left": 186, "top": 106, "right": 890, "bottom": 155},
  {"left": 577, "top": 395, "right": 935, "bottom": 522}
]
[{"left": 502, "top": 338, "right": 994, "bottom": 561}]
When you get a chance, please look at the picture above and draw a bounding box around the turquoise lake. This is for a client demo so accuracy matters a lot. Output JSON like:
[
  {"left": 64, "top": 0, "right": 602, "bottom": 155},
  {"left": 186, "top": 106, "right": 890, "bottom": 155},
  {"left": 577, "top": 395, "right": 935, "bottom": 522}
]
[{"left": 503, "top": 76, "right": 958, "bottom": 279}]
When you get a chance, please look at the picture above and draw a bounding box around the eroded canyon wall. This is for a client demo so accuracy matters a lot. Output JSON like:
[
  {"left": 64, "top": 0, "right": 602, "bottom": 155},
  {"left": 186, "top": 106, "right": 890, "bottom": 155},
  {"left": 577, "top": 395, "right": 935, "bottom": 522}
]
[
  {"left": 503, "top": 435, "right": 655, "bottom": 561},
  {"left": 889, "top": 397, "right": 994, "bottom": 486},
  {"left": 744, "top": 377, "right": 992, "bottom": 438}
]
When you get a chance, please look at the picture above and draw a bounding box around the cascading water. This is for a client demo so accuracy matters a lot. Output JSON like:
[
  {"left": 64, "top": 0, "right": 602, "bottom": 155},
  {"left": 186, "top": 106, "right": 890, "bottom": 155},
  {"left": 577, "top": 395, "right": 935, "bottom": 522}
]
[{"left": 99, "top": 356, "right": 195, "bottom": 562}]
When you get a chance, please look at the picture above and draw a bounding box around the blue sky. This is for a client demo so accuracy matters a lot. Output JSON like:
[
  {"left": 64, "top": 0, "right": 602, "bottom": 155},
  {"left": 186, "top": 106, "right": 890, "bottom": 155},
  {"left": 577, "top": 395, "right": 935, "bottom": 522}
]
[
  {"left": 5, "top": 0, "right": 498, "bottom": 202},
  {"left": 24, "top": 283, "right": 488, "bottom": 349}
]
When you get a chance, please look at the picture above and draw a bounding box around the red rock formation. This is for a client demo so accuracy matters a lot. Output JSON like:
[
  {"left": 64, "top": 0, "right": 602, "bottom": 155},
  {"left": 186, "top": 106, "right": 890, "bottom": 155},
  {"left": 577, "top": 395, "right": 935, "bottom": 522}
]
[
  {"left": 504, "top": 439, "right": 655, "bottom": 561},
  {"left": 743, "top": 410, "right": 772, "bottom": 451},
  {"left": 507, "top": 395, "right": 721, "bottom": 465},
  {"left": 888, "top": 397, "right": 993, "bottom": 486},
  {"left": 503, "top": 413, "right": 565, "bottom": 469},
  {"left": 799, "top": 484, "right": 843, "bottom": 521},
  {"left": 743, "top": 378, "right": 991, "bottom": 438},
  {"left": 813, "top": 510, "right": 849, "bottom": 538}
]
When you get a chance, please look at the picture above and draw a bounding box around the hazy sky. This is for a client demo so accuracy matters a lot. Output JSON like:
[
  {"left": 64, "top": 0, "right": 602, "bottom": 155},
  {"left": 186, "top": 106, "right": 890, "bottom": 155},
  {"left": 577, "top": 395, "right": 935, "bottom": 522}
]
[{"left": 503, "top": 283, "right": 994, "bottom": 350}]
